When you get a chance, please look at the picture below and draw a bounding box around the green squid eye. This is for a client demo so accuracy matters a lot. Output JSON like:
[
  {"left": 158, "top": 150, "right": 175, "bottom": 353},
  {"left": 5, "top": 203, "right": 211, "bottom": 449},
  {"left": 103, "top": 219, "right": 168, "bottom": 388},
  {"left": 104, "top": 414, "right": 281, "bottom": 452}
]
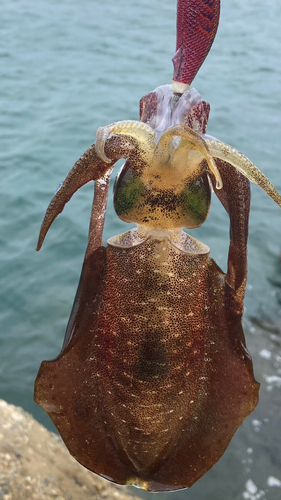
[
  {"left": 114, "top": 168, "right": 146, "bottom": 218},
  {"left": 180, "top": 174, "right": 211, "bottom": 228}
]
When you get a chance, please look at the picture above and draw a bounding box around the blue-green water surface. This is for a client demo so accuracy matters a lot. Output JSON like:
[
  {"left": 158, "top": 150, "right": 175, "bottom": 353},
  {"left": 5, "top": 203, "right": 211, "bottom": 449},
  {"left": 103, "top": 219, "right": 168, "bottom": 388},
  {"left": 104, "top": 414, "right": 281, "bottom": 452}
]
[{"left": 1, "top": 1, "right": 281, "bottom": 499}]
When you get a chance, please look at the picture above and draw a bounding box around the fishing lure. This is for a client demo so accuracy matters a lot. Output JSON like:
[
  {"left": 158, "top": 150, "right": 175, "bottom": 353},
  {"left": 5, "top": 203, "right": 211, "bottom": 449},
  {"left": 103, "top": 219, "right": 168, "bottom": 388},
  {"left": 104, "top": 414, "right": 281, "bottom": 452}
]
[{"left": 34, "top": 0, "right": 281, "bottom": 492}]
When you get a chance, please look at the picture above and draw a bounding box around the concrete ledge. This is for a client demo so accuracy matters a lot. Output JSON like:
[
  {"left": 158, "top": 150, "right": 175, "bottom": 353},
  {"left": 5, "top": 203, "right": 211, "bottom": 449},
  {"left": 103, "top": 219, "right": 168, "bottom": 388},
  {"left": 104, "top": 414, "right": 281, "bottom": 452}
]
[{"left": 0, "top": 399, "right": 139, "bottom": 500}]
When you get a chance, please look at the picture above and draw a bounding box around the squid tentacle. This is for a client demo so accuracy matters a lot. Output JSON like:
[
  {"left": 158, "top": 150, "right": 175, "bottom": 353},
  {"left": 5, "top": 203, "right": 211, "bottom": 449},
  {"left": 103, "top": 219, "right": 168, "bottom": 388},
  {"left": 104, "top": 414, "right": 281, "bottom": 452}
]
[
  {"left": 155, "top": 124, "right": 223, "bottom": 189},
  {"left": 36, "top": 144, "right": 114, "bottom": 251},
  {"left": 206, "top": 139, "right": 281, "bottom": 208},
  {"left": 86, "top": 169, "right": 113, "bottom": 256},
  {"left": 95, "top": 120, "right": 156, "bottom": 163},
  {"left": 210, "top": 159, "right": 250, "bottom": 307},
  {"left": 36, "top": 135, "right": 134, "bottom": 251}
]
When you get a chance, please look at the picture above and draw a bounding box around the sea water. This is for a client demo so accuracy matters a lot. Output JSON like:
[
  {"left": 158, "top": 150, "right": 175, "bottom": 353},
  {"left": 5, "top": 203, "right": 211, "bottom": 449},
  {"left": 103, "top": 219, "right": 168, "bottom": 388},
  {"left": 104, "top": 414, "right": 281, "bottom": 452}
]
[{"left": 0, "top": 0, "right": 281, "bottom": 499}]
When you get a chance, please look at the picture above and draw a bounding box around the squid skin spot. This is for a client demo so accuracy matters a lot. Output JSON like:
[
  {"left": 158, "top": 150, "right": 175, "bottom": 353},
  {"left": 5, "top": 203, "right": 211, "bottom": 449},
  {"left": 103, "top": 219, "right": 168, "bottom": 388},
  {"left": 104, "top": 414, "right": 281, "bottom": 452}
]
[
  {"left": 133, "top": 339, "right": 168, "bottom": 382},
  {"left": 74, "top": 402, "right": 91, "bottom": 416}
]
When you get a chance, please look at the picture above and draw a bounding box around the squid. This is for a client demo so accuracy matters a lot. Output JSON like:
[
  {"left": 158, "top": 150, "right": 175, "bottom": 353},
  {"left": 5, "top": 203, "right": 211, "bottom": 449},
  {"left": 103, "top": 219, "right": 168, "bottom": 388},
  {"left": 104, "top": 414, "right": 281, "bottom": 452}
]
[{"left": 34, "top": 0, "right": 281, "bottom": 492}]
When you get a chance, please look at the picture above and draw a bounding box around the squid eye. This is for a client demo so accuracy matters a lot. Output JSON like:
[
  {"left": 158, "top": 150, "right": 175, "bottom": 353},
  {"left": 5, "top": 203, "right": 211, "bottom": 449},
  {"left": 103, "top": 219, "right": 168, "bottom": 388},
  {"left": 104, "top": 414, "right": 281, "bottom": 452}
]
[
  {"left": 113, "top": 166, "right": 147, "bottom": 221},
  {"left": 179, "top": 174, "right": 211, "bottom": 229}
]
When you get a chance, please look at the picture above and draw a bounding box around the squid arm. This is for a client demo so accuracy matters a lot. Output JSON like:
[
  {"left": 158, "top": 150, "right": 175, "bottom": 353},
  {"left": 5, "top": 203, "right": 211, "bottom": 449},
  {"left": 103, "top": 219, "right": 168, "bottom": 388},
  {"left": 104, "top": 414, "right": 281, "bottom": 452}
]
[
  {"left": 206, "top": 139, "right": 281, "bottom": 308},
  {"left": 36, "top": 135, "right": 136, "bottom": 251},
  {"left": 206, "top": 139, "right": 281, "bottom": 208},
  {"left": 210, "top": 160, "right": 250, "bottom": 308},
  {"left": 95, "top": 120, "right": 156, "bottom": 164},
  {"left": 155, "top": 124, "right": 223, "bottom": 189}
]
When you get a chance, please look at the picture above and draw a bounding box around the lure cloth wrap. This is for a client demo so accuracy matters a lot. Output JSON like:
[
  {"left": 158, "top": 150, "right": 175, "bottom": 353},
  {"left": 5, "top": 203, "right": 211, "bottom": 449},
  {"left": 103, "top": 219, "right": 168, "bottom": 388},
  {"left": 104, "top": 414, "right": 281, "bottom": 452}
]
[{"left": 173, "top": 0, "right": 220, "bottom": 85}]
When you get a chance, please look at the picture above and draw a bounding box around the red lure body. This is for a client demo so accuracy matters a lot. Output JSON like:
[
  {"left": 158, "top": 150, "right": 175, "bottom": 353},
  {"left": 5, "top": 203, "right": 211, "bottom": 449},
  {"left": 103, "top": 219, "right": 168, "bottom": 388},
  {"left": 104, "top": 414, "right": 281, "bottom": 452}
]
[{"left": 173, "top": 0, "right": 220, "bottom": 85}]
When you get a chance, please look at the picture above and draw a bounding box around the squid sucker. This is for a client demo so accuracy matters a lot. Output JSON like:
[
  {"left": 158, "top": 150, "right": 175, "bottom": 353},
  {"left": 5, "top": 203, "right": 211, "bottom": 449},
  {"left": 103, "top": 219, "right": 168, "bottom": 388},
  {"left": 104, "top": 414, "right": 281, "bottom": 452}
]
[{"left": 34, "top": 0, "right": 281, "bottom": 493}]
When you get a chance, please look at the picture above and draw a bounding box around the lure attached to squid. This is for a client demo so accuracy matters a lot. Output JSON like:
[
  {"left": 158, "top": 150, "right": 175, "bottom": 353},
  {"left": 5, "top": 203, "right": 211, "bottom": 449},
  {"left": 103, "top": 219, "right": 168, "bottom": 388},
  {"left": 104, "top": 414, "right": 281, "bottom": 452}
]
[{"left": 35, "top": 0, "right": 281, "bottom": 492}]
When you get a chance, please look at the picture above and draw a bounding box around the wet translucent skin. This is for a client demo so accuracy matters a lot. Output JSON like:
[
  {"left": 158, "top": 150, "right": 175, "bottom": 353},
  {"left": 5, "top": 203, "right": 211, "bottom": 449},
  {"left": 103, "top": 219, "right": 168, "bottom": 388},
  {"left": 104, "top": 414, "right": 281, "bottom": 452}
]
[
  {"left": 205, "top": 140, "right": 281, "bottom": 207},
  {"left": 35, "top": 85, "right": 281, "bottom": 491}
]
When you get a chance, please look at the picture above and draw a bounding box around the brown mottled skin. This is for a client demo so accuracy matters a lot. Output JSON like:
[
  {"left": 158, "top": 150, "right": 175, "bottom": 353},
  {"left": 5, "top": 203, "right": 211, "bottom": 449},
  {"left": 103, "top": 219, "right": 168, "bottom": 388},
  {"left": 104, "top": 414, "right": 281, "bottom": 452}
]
[
  {"left": 35, "top": 236, "right": 258, "bottom": 491},
  {"left": 34, "top": 89, "right": 260, "bottom": 491}
]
